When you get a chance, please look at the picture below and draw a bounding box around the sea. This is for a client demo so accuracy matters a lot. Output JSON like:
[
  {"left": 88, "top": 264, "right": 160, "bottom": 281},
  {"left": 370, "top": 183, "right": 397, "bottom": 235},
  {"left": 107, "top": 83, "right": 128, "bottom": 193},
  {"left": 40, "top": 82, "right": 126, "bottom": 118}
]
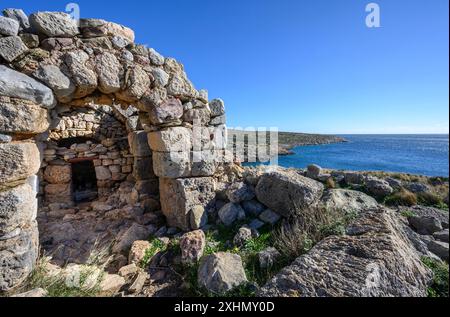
[{"left": 257, "top": 134, "right": 449, "bottom": 177}]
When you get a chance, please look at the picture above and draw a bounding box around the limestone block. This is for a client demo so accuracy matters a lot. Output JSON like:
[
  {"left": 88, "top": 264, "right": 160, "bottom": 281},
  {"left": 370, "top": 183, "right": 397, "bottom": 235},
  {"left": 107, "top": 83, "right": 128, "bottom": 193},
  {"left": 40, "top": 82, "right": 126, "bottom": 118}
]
[
  {"left": 133, "top": 156, "right": 155, "bottom": 180},
  {"left": 44, "top": 165, "right": 71, "bottom": 184},
  {"left": 0, "top": 222, "right": 38, "bottom": 292},
  {"left": 0, "top": 183, "right": 37, "bottom": 235},
  {"left": 0, "top": 101, "right": 50, "bottom": 135},
  {"left": 152, "top": 151, "right": 191, "bottom": 178},
  {"left": 128, "top": 131, "right": 151, "bottom": 157},
  {"left": 159, "top": 177, "right": 216, "bottom": 230},
  {"left": 148, "top": 127, "right": 192, "bottom": 152},
  {"left": 0, "top": 142, "right": 41, "bottom": 187}
]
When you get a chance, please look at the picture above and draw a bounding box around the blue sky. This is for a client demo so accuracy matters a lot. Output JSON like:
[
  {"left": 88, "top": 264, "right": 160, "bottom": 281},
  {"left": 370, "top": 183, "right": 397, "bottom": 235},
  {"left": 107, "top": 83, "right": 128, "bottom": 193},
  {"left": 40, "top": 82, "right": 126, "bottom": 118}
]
[{"left": 2, "top": 0, "right": 448, "bottom": 134}]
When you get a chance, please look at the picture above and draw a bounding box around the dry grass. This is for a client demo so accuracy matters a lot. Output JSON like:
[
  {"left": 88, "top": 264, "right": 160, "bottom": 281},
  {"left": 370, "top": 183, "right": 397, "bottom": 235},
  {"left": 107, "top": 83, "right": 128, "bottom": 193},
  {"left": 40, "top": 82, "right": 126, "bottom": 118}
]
[
  {"left": 273, "top": 205, "right": 354, "bottom": 261},
  {"left": 384, "top": 189, "right": 418, "bottom": 207}
]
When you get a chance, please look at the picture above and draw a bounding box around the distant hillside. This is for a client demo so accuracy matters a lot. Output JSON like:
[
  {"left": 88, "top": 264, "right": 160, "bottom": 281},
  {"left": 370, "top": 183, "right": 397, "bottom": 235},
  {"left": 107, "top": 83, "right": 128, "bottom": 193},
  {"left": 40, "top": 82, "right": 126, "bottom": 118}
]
[{"left": 227, "top": 130, "right": 346, "bottom": 157}]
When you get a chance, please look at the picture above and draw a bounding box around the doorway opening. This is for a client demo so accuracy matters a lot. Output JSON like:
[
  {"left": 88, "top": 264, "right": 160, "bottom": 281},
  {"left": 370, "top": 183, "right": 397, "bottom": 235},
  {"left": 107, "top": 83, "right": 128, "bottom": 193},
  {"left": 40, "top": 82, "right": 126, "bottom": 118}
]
[{"left": 71, "top": 160, "right": 98, "bottom": 203}]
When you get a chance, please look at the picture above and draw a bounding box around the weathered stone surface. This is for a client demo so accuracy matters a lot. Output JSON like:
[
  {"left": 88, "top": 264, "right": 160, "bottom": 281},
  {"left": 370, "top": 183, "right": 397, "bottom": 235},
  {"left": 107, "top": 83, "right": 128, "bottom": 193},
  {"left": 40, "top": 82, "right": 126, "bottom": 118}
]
[
  {"left": 406, "top": 206, "right": 449, "bottom": 228},
  {"left": 0, "top": 101, "right": 49, "bottom": 135},
  {"left": 0, "top": 222, "right": 38, "bottom": 292},
  {"left": 94, "top": 166, "right": 112, "bottom": 181},
  {"left": 233, "top": 226, "right": 252, "bottom": 247},
  {"left": 408, "top": 216, "right": 443, "bottom": 235},
  {"left": 258, "top": 247, "right": 281, "bottom": 269},
  {"left": 64, "top": 50, "right": 97, "bottom": 98},
  {"left": 148, "top": 127, "right": 192, "bottom": 152},
  {"left": 183, "top": 107, "right": 210, "bottom": 125},
  {"left": 129, "top": 271, "right": 148, "bottom": 293},
  {"left": 99, "top": 273, "right": 125, "bottom": 295},
  {"left": 209, "top": 98, "right": 225, "bottom": 117},
  {"left": 0, "top": 36, "right": 28, "bottom": 64},
  {"left": 152, "top": 151, "right": 191, "bottom": 178},
  {"left": 33, "top": 64, "right": 75, "bottom": 101},
  {"left": 0, "top": 16, "right": 19, "bottom": 36},
  {"left": 190, "top": 205, "right": 208, "bottom": 230},
  {"left": 365, "top": 177, "right": 393, "bottom": 197},
  {"left": 259, "top": 209, "right": 281, "bottom": 225},
  {"left": 433, "top": 229, "right": 449, "bottom": 243},
  {"left": 0, "top": 134, "right": 12, "bottom": 143},
  {"left": 0, "top": 66, "right": 55, "bottom": 108},
  {"left": 0, "top": 142, "right": 41, "bottom": 186},
  {"left": 113, "top": 223, "right": 150, "bottom": 254},
  {"left": 29, "top": 12, "right": 79, "bottom": 37},
  {"left": 241, "top": 200, "right": 265, "bottom": 216},
  {"left": 226, "top": 182, "right": 255, "bottom": 203},
  {"left": 0, "top": 183, "right": 37, "bottom": 235},
  {"left": 118, "top": 263, "right": 138, "bottom": 277},
  {"left": 198, "top": 252, "right": 247, "bottom": 294},
  {"left": 128, "top": 240, "right": 151, "bottom": 264},
  {"left": 255, "top": 169, "right": 324, "bottom": 218},
  {"left": 116, "top": 66, "right": 150, "bottom": 102},
  {"left": 320, "top": 189, "right": 378, "bottom": 214},
  {"left": 306, "top": 164, "right": 322, "bottom": 179},
  {"left": 159, "top": 177, "right": 216, "bottom": 230},
  {"left": 44, "top": 183, "right": 72, "bottom": 203},
  {"left": 427, "top": 240, "right": 449, "bottom": 261},
  {"left": 147, "top": 97, "right": 183, "bottom": 125},
  {"left": 44, "top": 165, "right": 71, "bottom": 184},
  {"left": 258, "top": 208, "right": 432, "bottom": 297},
  {"left": 128, "top": 131, "right": 151, "bottom": 157},
  {"left": 180, "top": 230, "right": 206, "bottom": 264},
  {"left": 133, "top": 156, "right": 155, "bottom": 180},
  {"left": 406, "top": 182, "right": 431, "bottom": 194},
  {"left": 218, "top": 203, "right": 245, "bottom": 226},
  {"left": 148, "top": 48, "right": 165, "bottom": 66},
  {"left": 3, "top": 9, "right": 29, "bottom": 31},
  {"left": 95, "top": 52, "right": 122, "bottom": 94},
  {"left": 151, "top": 67, "right": 169, "bottom": 87},
  {"left": 209, "top": 114, "right": 226, "bottom": 126},
  {"left": 80, "top": 19, "right": 134, "bottom": 42}
]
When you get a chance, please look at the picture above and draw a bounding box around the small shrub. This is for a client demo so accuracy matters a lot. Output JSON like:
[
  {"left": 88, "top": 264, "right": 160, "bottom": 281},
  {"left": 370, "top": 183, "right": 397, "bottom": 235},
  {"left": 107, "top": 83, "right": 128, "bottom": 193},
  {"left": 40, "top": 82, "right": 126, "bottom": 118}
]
[
  {"left": 325, "top": 177, "right": 336, "bottom": 189},
  {"left": 384, "top": 189, "right": 417, "bottom": 207},
  {"left": 400, "top": 210, "right": 416, "bottom": 218},
  {"left": 417, "top": 192, "right": 443, "bottom": 207},
  {"left": 140, "top": 238, "right": 168, "bottom": 268},
  {"left": 421, "top": 257, "right": 449, "bottom": 297}
]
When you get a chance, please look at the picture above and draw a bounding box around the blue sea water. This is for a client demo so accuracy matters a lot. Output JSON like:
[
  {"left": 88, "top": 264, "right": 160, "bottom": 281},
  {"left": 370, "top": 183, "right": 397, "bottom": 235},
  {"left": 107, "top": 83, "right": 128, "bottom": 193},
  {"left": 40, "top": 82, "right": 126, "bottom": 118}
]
[{"left": 271, "top": 134, "right": 449, "bottom": 177}]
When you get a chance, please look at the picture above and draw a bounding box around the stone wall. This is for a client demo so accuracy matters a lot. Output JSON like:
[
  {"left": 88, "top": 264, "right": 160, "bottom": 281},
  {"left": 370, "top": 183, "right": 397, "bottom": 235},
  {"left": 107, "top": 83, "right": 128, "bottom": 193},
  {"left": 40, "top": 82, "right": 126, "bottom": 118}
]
[{"left": 0, "top": 9, "right": 229, "bottom": 291}]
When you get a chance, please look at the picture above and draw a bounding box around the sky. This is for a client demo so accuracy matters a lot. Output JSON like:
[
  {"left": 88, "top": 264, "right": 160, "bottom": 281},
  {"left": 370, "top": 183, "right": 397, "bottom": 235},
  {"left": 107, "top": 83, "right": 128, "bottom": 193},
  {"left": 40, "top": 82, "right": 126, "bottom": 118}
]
[{"left": 1, "top": 0, "right": 449, "bottom": 134}]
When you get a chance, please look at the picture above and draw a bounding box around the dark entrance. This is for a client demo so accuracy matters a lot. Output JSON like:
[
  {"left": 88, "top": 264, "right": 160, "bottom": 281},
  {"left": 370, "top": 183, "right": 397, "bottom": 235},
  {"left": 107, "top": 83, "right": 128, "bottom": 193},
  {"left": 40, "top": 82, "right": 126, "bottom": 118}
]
[{"left": 71, "top": 160, "right": 98, "bottom": 202}]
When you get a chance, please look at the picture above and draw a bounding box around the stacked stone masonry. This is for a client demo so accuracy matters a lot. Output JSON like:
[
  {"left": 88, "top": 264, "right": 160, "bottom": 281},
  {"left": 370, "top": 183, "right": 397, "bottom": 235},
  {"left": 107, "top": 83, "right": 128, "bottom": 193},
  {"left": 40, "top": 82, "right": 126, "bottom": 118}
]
[{"left": 0, "top": 9, "right": 228, "bottom": 292}]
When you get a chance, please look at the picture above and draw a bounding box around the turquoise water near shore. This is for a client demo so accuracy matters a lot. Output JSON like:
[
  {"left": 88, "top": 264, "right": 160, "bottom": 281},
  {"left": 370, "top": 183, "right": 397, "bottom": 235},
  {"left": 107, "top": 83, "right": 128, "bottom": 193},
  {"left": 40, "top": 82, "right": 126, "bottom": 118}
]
[{"left": 272, "top": 134, "right": 449, "bottom": 177}]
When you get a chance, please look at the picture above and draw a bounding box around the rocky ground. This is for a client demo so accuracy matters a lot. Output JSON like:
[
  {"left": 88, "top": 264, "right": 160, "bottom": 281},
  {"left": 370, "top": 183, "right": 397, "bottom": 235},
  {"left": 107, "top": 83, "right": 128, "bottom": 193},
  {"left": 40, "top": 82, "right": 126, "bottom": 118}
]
[{"left": 10, "top": 163, "right": 449, "bottom": 298}]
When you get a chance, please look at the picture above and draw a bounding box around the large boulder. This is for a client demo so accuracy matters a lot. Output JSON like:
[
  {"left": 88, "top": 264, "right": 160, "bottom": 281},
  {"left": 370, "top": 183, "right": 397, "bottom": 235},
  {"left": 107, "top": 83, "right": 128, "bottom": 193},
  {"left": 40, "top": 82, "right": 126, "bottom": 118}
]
[
  {"left": 226, "top": 182, "right": 255, "bottom": 203},
  {"left": 408, "top": 216, "right": 443, "bottom": 235},
  {"left": 95, "top": 52, "right": 122, "bottom": 94},
  {"left": 0, "top": 100, "right": 49, "bottom": 135},
  {"left": 32, "top": 64, "right": 76, "bottom": 102},
  {"left": 148, "top": 127, "right": 192, "bottom": 152},
  {"left": 197, "top": 252, "right": 247, "bottom": 294},
  {"left": 0, "top": 65, "right": 55, "bottom": 108},
  {"left": 320, "top": 189, "right": 378, "bottom": 214},
  {"left": 80, "top": 19, "right": 134, "bottom": 42},
  {"left": 0, "top": 222, "right": 39, "bottom": 292},
  {"left": 0, "top": 183, "right": 37, "bottom": 235},
  {"left": 0, "top": 36, "right": 28, "bottom": 62},
  {"left": 258, "top": 208, "right": 432, "bottom": 297},
  {"left": 0, "top": 16, "right": 19, "bottom": 36},
  {"left": 218, "top": 203, "right": 245, "bottom": 226},
  {"left": 128, "top": 131, "right": 151, "bottom": 157},
  {"left": 180, "top": 230, "right": 206, "bottom": 264},
  {"left": 365, "top": 177, "right": 393, "bottom": 197},
  {"left": 255, "top": 169, "right": 324, "bottom": 217},
  {"left": 2, "top": 9, "right": 30, "bottom": 31},
  {"left": 0, "top": 142, "right": 41, "bottom": 187},
  {"left": 29, "top": 12, "right": 79, "bottom": 37},
  {"left": 43, "top": 165, "right": 71, "bottom": 184},
  {"left": 159, "top": 177, "right": 216, "bottom": 230},
  {"left": 152, "top": 151, "right": 191, "bottom": 178}
]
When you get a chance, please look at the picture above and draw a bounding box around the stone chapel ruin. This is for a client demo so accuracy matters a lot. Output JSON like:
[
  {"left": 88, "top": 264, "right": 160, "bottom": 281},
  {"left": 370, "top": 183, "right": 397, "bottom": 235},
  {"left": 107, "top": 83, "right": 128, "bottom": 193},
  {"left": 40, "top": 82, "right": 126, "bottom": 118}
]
[{"left": 0, "top": 10, "right": 229, "bottom": 292}]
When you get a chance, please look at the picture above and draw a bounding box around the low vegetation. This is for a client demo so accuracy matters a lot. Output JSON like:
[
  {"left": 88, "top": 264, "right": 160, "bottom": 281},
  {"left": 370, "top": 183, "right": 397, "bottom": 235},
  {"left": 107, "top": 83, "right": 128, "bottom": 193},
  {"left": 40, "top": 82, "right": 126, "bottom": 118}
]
[
  {"left": 421, "top": 257, "right": 449, "bottom": 298},
  {"left": 384, "top": 189, "right": 418, "bottom": 207}
]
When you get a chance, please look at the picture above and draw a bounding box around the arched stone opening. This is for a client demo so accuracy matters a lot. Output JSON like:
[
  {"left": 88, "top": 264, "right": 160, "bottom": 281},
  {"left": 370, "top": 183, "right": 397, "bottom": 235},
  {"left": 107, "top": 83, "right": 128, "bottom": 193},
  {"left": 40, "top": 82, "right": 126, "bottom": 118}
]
[
  {"left": 1, "top": 9, "right": 229, "bottom": 293},
  {"left": 39, "top": 103, "right": 134, "bottom": 205}
]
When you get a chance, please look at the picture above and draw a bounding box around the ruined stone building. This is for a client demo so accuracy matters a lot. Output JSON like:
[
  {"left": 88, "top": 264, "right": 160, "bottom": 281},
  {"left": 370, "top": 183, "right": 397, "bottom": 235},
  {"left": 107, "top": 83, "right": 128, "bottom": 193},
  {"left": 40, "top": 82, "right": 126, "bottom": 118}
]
[{"left": 1, "top": 10, "right": 229, "bottom": 292}]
